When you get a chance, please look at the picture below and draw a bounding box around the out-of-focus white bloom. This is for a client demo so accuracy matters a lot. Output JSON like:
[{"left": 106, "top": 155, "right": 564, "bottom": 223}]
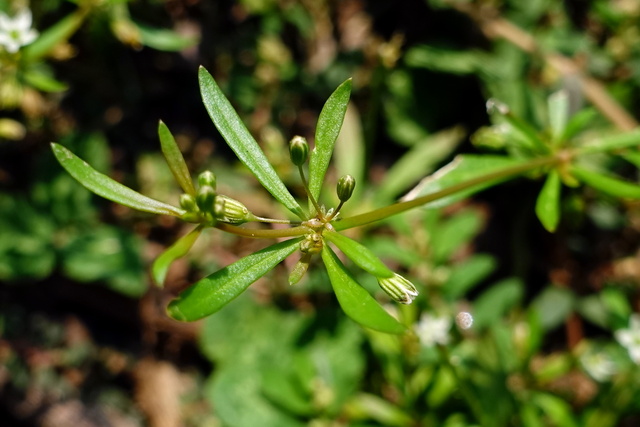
[
  {"left": 455, "top": 311, "right": 473, "bottom": 330},
  {"left": 416, "top": 313, "right": 451, "bottom": 347},
  {"left": 377, "top": 273, "right": 418, "bottom": 305},
  {"left": 580, "top": 349, "right": 616, "bottom": 382},
  {"left": 0, "top": 9, "right": 38, "bottom": 53},
  {"left": 615, "top": 314, "right": 640, "bottom": 364}
]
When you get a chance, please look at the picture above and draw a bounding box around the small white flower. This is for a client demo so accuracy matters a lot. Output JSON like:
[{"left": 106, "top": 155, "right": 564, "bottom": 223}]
[
  {"left": 377, "top": 273, "right": 418, "bottom": 304},
  {"left": 580, "top": 350, "right": 616, "bottom": 382},
  {"left": 416, "top": 313, "right": 451, "bottom": 347},
  {"left": 0, "top": 9, "right": 38, "bottom": 53},
  {"left": 615, "top": 314, "right": 640, "bottom": 364}
]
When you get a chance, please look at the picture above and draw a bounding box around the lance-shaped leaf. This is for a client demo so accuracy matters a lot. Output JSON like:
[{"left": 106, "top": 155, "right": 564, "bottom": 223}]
[
  {"left": 198, "top": 67, "right": 304, "bottom": 218},
  {"left": 577, "top": 129, "right": 640, "bottom": 154},
  {"left": 51, "top": 143, "right": 185, "bottom": 217},
  {"left": 535, "top": 170, "right": 561, "bottom": 232},
  {"left": 321, "top": 246, "right": 406, "bottom": 334},
  {"left": 152, "top": 225, "right": 203, "bottom": 286},
  {"left": 167, "top": 238, "right": 301, "bottom": 321},
  {"left": 572, "top": 166, "right": 640, "bottom": 199},
  {"left": 323, "top": 230, "right": 393, "bottom": 278},
  {"left": 308, "top": 79, "right": 352, "bottom": 206},
  {"left": 401, "top": 155, "right": 528, "bottom": 209},
  {"left": 23, "top": 10, "right": 85, "bottom": 61},
  {"left": 548, "top": 90, "right": 569, "bottom": 146},
  {"left": 158, "top": 120, "right": 196, "bottom": 196}
]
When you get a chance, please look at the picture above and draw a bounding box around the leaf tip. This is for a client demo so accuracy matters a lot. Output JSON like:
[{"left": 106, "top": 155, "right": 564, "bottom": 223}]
[{"left": 166, "top": 300, "right": 188, "bottom": 322}]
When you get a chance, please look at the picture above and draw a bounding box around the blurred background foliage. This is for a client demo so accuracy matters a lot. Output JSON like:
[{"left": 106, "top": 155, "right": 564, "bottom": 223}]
[{"left": 1, "top": 0, "right": 640, "bottom": 426}]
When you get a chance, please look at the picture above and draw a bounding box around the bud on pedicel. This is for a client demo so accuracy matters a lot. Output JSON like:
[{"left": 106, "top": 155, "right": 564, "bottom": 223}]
[
  {"left": 180, "top": 194, "right": 198, "bottom": 212},
  {"left": 214, "top": 195, "right": 255, "bottom": 224},
  {"left": 336, "top": 174, "right": 356, "bottom": 202},
  {"left": 289, "top": 136, "right": 309, "bottom": 166},
  {"left": 377, "top": 273, "right": 418, "bottom": 304},
  {"left": 196, "top": 185, "right": 216, "bottom": 214},
  {"left": 197, "top": 170, "right": 217, "bottom": 189}
]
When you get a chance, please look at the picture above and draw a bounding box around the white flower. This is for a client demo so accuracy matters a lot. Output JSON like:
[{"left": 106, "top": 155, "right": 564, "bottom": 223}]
[
  {"left": 580, "top": 350, "right": 616, "bottom": 382},
  {"left": 377, "top": 273, "right": 418, "bottom": 304},
  {"left": 416, "top": 313, "right": 451, "bottom": 347},
  {"left": 0, "top": 9, "right": 38, "bottom": 53},
  {"left": 615, "top": 314, "right": 640, "bottom": 364}
]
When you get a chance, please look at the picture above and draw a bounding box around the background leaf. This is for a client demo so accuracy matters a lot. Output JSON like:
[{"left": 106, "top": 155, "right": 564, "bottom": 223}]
[
  {"left": 535, "top": 170, "right": 561, "bottom": 232},
  {"left": 198, "top": 67, "right": 304, "bottom": 218},
  {"left": 572, "top": 166, "right": 640, "bottom": 199}
]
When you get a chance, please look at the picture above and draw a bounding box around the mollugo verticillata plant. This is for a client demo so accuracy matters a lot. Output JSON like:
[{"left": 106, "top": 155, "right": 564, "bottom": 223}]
[{"left": 51, "top": 67, "right": 640, "bottom": 334}]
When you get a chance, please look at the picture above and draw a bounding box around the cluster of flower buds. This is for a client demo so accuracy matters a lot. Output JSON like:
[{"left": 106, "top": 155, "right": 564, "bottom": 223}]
[{"left": 180, "top": 170, "right": 256, "bottom": 225}]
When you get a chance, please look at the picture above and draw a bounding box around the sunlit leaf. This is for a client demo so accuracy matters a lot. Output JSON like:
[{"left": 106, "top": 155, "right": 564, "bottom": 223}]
[
  {"left": 158, "top": 120, "right": 196, "bottom": 196},
  {"left": 152, "top": 225, "right": 203, "bottom": 286},
  {"left": 548, "top": 90, "right": 569, "bottom": 145},
  {"left": 198, "top": 67, "right": 304, "bottom": 218},
  {"left": 572, "top": 166, "right": 640, "bottom": 199},
  {"left": 535, "top": 170, "right": 561, "bottom": 232},
  {"left": 323, "top": 230, "right": 394, "bottom": 278},
  {"left": 167, "top": 238, "right": 301, "bottom": 321},
  {"left": 308, "top": 79, "right": 352, "bottom": 208},
  {"left": 51, "top": 143, "right": 185, "bottom": 217},
  {"left": 321, "top": 246, "right": 405, "bottom": 334}
]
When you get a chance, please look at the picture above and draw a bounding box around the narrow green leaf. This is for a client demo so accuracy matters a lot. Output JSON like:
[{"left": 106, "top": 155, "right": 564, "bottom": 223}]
[
  {"left": 22, "top": 68, "right": 68, "bottom": 92},
  {"left": 158, "top": 121, "right": 196, "bottom": 196},
  {"left": 323, "top": 230, "right": 394, "bottom": 278},
  {"left": 572, "top": 166, "right": 640, "bottom": 199},
  {"left": 22, "top": 10, "right": 85, "bottom": 61},
  {"left": 51, "top": 143, "right": 185, "bottom": 217},
  {"left": 562, "top": 108, "right": 597, "bottom": 141},
  {"left": 578, "top": 129, "right": 640, "bottom": 154},
  {"left": 167, "top": 238, "right": 301, "bottom": 321},
  {"left": 136, "top": 23, "right": 199, "bottom": 52},
  {"left": 308, "top": 79, "right": 352, "bottom": 206},
  {"left": 152, "top": 225, "right": 203, "bottom": 286},
  {"left": 321, "top": 246, "right": 405, "bottom": 334},
  {"left": 535, "top": 170, "right": 561, "bottom": 232},
  {"left": 548, "top": 90, "right": 569, "bottom": 145},
  {"left": 403, "top": 155, "right": 528, "bottom": 209},
  {"left": 198, "top": 67, "right": 304, "bottom": 218}
]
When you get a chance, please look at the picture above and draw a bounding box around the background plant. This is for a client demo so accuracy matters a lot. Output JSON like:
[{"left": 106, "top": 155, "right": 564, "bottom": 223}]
[{"left": 2, "top": 0, "right": 640, "bottom": 426}]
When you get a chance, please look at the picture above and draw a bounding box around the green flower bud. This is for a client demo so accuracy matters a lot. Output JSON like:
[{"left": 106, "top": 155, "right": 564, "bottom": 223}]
[
  {"left": 180, "top": 194, "right": 198, "bottom": 212},
  {"left": 196, "top": 185, "right": 216, "bottom": 214},
  {"left": 197, "top": 170, "right": 217, "bottom": 189},
  {"left": 336, "top": 174, "right": 356, "bottom": 202},
  {"left": 377, "top": 273, "right": 418, "bottom": 304},
  {"left": 214, "top": 195, "right": 255, "bottom": 224},
  {"left": 289, "top": 136, "right": 309, "bottom": 166},
  {"left": 300, "top": 233, "right": 323, "bottom": 254}
]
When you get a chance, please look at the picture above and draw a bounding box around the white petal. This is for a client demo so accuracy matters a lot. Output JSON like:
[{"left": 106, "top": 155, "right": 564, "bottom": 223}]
[
  {"left": 20, "top": 29, "right": 38, "bottom": 46},
  {"left": 3, "top": 39, "right": 21, "bottom": 53},
  {"left": 615, "top": 329, "right": 633, "bottom": 347},
  {"left": 0, "top": 13, "right": 11, "bottom": 31},
  {"left": 13, "top": 9, "right": 33, "bottom": 31}
]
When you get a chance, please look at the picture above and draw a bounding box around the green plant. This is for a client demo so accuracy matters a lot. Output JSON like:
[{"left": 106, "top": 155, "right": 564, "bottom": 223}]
[{"left": 51, "top": 65, "right": 640, "bottom": 334}]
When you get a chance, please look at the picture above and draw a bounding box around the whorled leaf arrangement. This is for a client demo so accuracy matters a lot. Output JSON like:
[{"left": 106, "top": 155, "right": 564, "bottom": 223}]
[{"left": 52, "top": 67, "right": 640, "bottom": 334}]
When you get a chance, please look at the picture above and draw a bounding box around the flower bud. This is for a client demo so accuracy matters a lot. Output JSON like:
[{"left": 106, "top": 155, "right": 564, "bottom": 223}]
[
  {"left": 196, "top": 185, "right": 216, "bottom": 214},
  {"left": 300, "top": 233, "right": 323, "bottom": 254},
  {"left": 179, "top": 194, "right": 198, "bottom": 212},
  {"left": 336, "top": 174, "right": 356, "bottom": 202},
  {"left": 197, "top": 170, "right": 217, "bottom": 189},
  {"left": 214, "top": 195, "right": 255, "bottom": 224},
  {"left": 289, "top": 136, "right": 309, "bottom": 166},
  {"left": 377, "top": 273, "right": 418, "bottom": 304}
]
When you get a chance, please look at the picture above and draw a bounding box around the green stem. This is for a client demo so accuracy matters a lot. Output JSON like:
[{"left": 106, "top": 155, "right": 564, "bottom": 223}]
[
  {"left": 299, "top": 165, "right": 323, "bottom": 218},
  {"left": 334, "top": 155, "right": 560, "bottom": 231},
  {"left": 252, "top": 215, "right": 302, "bottom": 225},
  {"left": 215, "top": 223, "right": 310, "bottom": 239}
]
